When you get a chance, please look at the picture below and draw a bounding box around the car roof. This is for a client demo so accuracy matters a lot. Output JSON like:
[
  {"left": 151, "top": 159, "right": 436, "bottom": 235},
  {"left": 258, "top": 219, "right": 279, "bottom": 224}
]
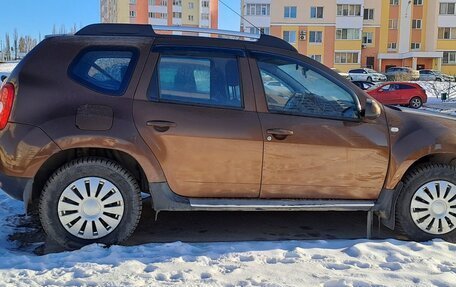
[{"left": 75, "top": 23, "right": 297, "bottom": 53}]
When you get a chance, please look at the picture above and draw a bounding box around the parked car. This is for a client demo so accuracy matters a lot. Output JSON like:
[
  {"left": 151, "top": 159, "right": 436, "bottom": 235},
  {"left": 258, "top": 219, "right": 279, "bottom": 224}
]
[
  {"left": 367, "top": 82, "right": 427, "bottom": 108},
  {"left": 385, "top": 67, "right": 420, "bottom": 81},
  {"left": 349, "top": 68, "right": 387, "bottom": 82},
  {"left": 1, "top": 24, "right": 456, "bottom": 249},
  {"left": 331, "top": 68, "right": 351, "bottom": 80},
  {"left": 419, "top": 69, "right": 454, "bottom": 82},
  {"left": 352, "top": 81, "right": 378, "bottom": 90}
]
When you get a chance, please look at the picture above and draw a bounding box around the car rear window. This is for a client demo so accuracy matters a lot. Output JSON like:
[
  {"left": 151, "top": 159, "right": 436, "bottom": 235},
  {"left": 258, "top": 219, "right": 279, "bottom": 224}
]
[{"left": 70, "top": 48, "right": 137, "bottom": 95}]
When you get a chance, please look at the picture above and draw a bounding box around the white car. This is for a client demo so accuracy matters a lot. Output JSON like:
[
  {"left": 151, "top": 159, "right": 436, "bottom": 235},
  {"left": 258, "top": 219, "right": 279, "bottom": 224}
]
[
  {"left": 349, "top": 68, "right": 387, "bottom": 82},
  {"left": 331, "top": 68, "right": 350, "bottom": 80}
]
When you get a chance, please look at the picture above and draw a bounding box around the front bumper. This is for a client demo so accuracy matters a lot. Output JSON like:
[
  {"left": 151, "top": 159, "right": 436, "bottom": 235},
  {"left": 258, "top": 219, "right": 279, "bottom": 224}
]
[{"left": 0, "top": 172, "right": 31, "bottom": 201}]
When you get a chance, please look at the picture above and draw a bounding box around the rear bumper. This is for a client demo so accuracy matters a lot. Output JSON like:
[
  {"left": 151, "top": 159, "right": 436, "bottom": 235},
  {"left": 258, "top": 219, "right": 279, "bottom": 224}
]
[{"left": 0, "top": 172, "right": 31, "bottom": 201}]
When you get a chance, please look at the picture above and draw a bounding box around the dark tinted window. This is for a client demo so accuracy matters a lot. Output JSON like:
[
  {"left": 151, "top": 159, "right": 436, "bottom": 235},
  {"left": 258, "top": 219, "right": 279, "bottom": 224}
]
[
  {"left": 399, "top": 84, "right": 415, "bottom": 90},
  {"left": 70, "top": 49, "right": 136, "bottom": 95},
  {"left": 151, "top": 55, "right": 242, "bottom": 108},
  {"left": 349, "top": 69, "right": 364, "bottom": 74}
]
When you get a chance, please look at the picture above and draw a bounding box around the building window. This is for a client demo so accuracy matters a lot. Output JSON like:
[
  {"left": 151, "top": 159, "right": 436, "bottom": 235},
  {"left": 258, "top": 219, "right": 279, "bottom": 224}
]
[
  {"left": 309, "top": 31, "right": 323, "bottom": 43},
  {"left": 443, "top": 51, "right": 456, "bottom": 64},
  {"left": 389, "top": 19, "right": 398, "bottom": 29},
  {"left": 362, "top": 32, "right": 373, "bottom": 44},
  {"left": 310, "top": 55, "right": 322, "bottom": 63},
  {"left": 390, "top": 0, "right": 399, "bottom": 5},
  {"left": 310, "top": 6, "right": 324, "bottom": 19},
  {"left": 283, "top": 31, "right": 297, "bottom": 44},
  {"left": 335, "top": 52, "right": 359, "bottom": 64},
  {"left": 249, "top": 27, "right": 270, "bottom": 35},
  {"left": 336, "top": 29, "right": 361, "bottom": 40},
  {"left": 202, "top": 1, "right": 209, "bottom": 8},
  {"left": 387, "top": 42, "right": 397, "bottom": 50},
  {"left": 173, "top": 0, "right": 182, "bottom": 6},
  {"left": 130, "top": 10, "right": 136, "bottom": 17},
  {"left": 150, "top": 12, "right": 167, "bottom": 19},
  {"left": 412, "top": 19, "right": 422, "bottom": 29},
  {"left": 188, "top": 15, "right": 194, "bottom": 21},
  {"left": 246, "top": 4, "right": 270, "bottom": 16},
  {"left": 413, "top": 0, "right": 423, "bottom": 5},
  {"left": 411, "top": 42, "right": 421, "bottom": 50},
  {"left": 130, "top": 0, "right": 136, "bottom": 4},
  {"left": 364, "top": 9, "right": 374, "bottom": 20},
  {"left": 151, "top": 0, "right": 167, "bottom": 5},
  {"left": 201, "top": 13, "right": 209, "bottom": 20},
  {"left": 440, "top": 3, "right": 456, "bottom": 15},
  {"left": 337, "top": 4, "right": 362, "bottom": 16},
  {"left": 188, "top": 2, "right": 194, "bottom": 9},
  {"left": 438, "top": 27, "right": 456, "bottom": 39},
  {"left": 284, "top": 6, "right": 297, "bottom": 18},
  {"left": 172, "top": 12, "right": 182, "bottom": 18}
]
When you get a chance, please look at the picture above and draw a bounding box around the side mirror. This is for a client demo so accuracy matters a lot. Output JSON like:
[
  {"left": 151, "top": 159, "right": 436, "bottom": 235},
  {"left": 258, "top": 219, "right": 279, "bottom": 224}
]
[
  {"left": 363, "top": 98, "right": 381, "bottom": 120},
  {"left": 0, "top": 76, "right": 6, "bottom": 82}
]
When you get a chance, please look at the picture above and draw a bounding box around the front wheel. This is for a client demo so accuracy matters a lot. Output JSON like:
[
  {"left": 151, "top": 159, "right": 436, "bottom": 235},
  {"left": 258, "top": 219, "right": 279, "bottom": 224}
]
[
  {"left": 396, "top": 164, "right": 456, "bottom": 242},
  {"left": 39, "top": 157, "right": 142, "bottom": 249},
  {"left": 409, "top": 97, "right": 422, "bottom": 109}
]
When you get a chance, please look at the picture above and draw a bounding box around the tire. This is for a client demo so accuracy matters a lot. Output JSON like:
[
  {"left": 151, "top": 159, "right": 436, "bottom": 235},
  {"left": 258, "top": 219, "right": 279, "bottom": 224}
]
[
  {"left": 395, "top": 163, "right": 456, "bottom": 242},
  {"left": 367, "top": 76, "right": 372, "bottom": 82},
  {"left": 39, "top": 157, "right": 142, "bottom": 250},
  {"left": 409, "top": 97, "right": 422, "bottom": 109}
]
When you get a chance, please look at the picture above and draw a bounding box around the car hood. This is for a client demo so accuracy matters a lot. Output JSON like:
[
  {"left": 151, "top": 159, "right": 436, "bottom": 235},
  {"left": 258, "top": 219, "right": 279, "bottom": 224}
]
[
  {"left": 373, "top": 73, "right": 385, "bottom": 77},
  {"left": 386, "top": 105, "right": 456, "bottom": 121}
]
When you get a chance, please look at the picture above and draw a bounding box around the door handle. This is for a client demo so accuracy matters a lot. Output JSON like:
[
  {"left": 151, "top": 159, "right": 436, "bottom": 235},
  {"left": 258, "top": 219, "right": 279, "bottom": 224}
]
[
  {"left": 147, "top": 120, "right": 177, "bottom": 132},
  {"left": 266, "top": 128, "right": 294, "bottom": 136},
  {"left": 266, "top": 128, "right": 294, "bottom": 140}
]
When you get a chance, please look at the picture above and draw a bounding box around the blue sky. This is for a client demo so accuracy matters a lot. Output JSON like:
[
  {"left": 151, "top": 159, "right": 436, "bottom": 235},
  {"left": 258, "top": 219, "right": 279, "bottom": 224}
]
[{"left": 0, "top": 0, "right": 241, "bottom": 40}]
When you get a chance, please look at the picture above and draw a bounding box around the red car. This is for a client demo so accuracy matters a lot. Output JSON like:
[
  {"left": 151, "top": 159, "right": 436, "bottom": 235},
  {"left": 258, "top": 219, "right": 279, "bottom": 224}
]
[{"left": 367, "top": 82, "right": 427, "bottom": 109}]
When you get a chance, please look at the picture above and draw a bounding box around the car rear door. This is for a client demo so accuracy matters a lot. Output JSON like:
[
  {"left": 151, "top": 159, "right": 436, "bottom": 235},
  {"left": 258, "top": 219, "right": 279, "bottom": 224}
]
[
  {"left": 133, "top": 43, "right": 263, "bottom": 198},
  {"left": 249, "top": 52, "right": 389, "bottom": 200}
]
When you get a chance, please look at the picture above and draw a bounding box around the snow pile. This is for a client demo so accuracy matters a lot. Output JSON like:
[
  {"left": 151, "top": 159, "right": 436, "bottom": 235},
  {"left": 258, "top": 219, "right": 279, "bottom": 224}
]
[{"left": 0, "top": 191, "right": 455, "bottom": 286}]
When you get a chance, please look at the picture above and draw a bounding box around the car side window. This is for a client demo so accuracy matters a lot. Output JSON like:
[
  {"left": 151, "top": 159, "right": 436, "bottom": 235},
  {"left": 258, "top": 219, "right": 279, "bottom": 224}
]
[
  {"left": 70, "top": 49, "right": 136, "bottom": 95},
  {"left": 256, "top": 56, "right": 358, "bottom": 119},
  {"left": 150, "top": 55, "right": 242, "bottom": 109}
]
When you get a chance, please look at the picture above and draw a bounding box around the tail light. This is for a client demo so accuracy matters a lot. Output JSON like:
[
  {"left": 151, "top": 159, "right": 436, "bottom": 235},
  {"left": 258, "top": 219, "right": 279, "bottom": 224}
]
[{"left": 0, "top": 83, "right": 15, "bottom": 130}]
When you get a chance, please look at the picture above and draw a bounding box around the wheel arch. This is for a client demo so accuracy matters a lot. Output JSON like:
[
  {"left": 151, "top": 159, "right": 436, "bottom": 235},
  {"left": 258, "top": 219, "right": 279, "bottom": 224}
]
[
  {"left": 27, "top": 147, "right": 152, "bottom": 213},
  {"left": 377, "top": 152, "right": 456, "bottom": 230}
]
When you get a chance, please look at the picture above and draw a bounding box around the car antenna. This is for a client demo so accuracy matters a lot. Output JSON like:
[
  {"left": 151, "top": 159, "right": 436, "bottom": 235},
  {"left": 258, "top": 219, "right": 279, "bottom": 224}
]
[{"left": 218, "top": 0, "right": 263, "bottom": 35}]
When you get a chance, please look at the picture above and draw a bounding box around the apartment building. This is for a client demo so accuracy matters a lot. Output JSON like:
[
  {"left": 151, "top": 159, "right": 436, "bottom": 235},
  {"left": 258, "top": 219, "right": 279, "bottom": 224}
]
[
  {"left": 101, "top": 0, "right": 218, "bottom": 30},
  {"left": 242, "top": 0, "right": 456, "bottom": 74}
]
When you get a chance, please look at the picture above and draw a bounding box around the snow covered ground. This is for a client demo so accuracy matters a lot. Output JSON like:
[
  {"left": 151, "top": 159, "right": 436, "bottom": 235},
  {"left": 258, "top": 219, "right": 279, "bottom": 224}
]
[{"left": 0, "top": 191, "right": 455, "bottom": 287}]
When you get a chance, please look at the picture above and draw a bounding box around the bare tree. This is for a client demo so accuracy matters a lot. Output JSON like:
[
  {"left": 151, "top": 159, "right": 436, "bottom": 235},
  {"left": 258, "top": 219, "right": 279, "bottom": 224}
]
[
  {"left": 4, "top": 33, "right": 11, "bottom": 61},
  {"left": 52, "top": 25, "right": 57, "bottom": 35},
  {"left": 13, "top": 29, "right": 18, "bottom": 60}
]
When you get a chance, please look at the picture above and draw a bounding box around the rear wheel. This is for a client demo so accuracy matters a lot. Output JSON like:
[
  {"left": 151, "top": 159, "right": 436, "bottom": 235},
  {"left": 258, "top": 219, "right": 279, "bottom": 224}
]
[
  {"left": 396, "top": 164, "right": 456, "bottom": 242},
  {"left": 409, "top": 97, "right": 422, "bottom": 109},
  {"left": 39, "top": 157, "right": 142, "bottom": 249}
]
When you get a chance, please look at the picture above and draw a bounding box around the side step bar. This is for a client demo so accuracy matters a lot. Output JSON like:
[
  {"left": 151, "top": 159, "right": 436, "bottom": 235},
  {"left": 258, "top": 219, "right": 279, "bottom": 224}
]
[{"left": 189, "top": 199, "right": 375, "bottom": 212}]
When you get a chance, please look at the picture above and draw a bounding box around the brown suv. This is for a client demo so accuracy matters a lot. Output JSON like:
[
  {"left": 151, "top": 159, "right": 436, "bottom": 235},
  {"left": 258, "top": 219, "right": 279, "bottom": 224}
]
[{"left": 1, "top": 24, "right": 455, "bottom": 249}]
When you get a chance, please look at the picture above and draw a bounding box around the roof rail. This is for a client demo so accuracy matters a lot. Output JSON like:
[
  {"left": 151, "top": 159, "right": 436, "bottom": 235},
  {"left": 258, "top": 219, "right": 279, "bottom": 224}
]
[
  {"left": 75, "top": 24, "right": 296, "bottom": 52},
  {"left": 152, "top": 25, "right": 260, "bottom": 40}
]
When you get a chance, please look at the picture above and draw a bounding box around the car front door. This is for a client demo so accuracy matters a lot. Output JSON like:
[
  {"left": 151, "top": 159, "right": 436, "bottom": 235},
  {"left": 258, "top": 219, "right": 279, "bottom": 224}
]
[
  {"left": 133, "top": 46, "right": 263, "bottom": 198},
  {"left": 250, "top": 53, "right": 390, "bottom": 200}
]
